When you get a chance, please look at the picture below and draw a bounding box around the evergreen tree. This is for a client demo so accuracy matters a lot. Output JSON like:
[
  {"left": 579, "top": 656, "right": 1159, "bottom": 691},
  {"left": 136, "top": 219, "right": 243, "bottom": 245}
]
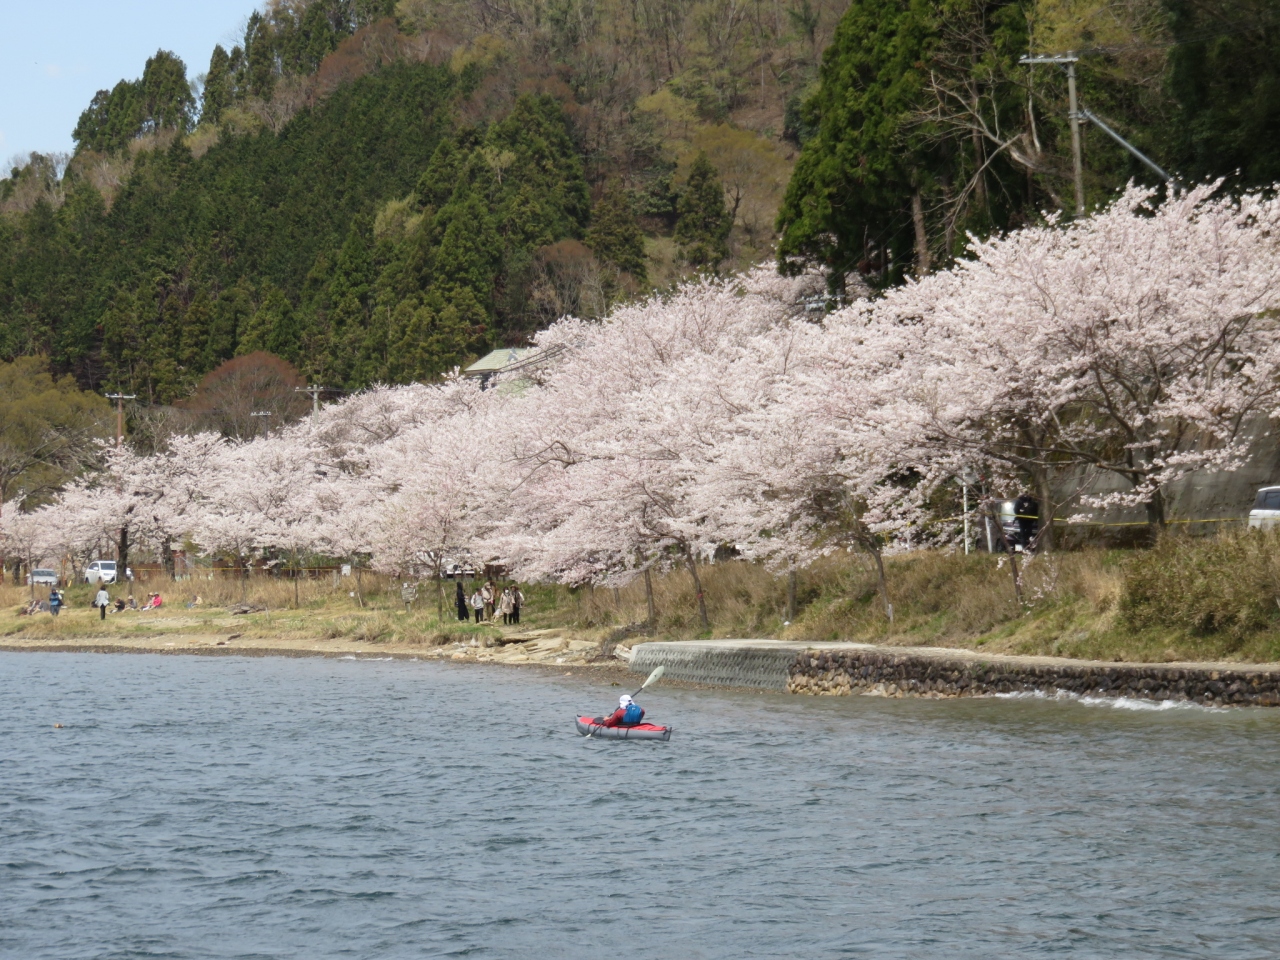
[
  {"left": 244, "top": 12, "right": 277, "bottom": 101},
  {"left": 675, "top": 153, "right": 732, "bottom": 271},
  {"left": 1164, "top": 0, "right": 1280, "bottom": 187},
  {"left": 774, "top": 0, "right": 937, "bottom": 285},
  {"left": 138, "top": 51, "right": 194, "bottom": 134},
  {"left": 201, "top": 45, "right": 232, "bottom": 126},
  {"left": 587, "top": 181, "right": 648, "bottom": 281}
]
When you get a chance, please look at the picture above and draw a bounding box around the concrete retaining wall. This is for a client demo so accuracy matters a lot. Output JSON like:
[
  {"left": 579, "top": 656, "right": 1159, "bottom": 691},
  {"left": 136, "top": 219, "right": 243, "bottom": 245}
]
[
  {"left": 629, "top": 641, "right": 800, "bottom": 691},
  {"left": 630, "top": 640, "right": 1280, "bottom": 707}
]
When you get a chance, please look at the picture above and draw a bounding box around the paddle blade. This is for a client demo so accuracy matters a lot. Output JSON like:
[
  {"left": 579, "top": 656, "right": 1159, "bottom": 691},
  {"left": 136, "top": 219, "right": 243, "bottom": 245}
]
[{"left": 642, "top": 665, "right": 665, "bottom": 688}]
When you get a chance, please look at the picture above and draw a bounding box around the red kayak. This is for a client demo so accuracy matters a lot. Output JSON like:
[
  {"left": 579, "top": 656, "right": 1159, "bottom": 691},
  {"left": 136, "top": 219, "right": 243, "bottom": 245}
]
[{"left": 575, "top": 715, "right": 673, "bottom": 741}]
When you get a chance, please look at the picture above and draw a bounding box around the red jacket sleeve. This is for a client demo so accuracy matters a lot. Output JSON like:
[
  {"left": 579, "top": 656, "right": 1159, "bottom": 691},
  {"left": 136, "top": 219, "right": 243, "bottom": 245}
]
[{"left": 602, "top": 708, "right": 625, "bottom": 728}]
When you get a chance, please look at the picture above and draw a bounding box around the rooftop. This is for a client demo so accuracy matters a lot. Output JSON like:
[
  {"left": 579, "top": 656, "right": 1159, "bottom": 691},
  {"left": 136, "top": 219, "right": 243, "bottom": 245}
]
[{"left": 462, "top": 347, "right": 540, "bottom": 377}]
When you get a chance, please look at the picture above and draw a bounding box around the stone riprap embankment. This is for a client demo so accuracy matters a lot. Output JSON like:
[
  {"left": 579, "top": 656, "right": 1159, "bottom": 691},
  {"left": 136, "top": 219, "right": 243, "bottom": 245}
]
[{"left": 629, "top": 640, "right": 1280, "bottom": 707}]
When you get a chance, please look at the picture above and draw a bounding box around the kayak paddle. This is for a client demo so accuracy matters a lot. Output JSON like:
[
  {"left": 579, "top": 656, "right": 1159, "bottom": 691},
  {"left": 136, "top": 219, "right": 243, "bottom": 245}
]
[{"left": 631, "top": 664, "right": 664, "bottom": 698}]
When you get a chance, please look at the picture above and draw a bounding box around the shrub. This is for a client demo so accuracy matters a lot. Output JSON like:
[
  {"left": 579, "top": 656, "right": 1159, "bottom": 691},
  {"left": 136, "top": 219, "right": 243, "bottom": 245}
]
[{"left": 1120, "top": 529, "right": 1280, "bottom": 640}]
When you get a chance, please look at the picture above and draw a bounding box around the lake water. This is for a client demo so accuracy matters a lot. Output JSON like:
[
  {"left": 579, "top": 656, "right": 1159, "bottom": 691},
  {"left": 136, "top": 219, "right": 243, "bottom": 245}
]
[{"left": 1, "top": 654, "right": 1278, "bottom": 959}]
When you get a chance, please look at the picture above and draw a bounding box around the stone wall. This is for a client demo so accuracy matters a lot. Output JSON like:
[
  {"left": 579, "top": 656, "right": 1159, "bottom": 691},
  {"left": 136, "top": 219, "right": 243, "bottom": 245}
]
[
  {"left": 629, "top": 640, "right": 1280, "bottom": 707},
  {"left": 788, "top": 648, "right": 1280, "bottom": 707}
]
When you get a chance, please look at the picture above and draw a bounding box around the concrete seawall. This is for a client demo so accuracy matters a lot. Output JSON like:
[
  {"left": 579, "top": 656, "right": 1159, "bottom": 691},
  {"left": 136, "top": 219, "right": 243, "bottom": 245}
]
[{"left": 629, "top": 640, "right": 1280, "bottom": 707}]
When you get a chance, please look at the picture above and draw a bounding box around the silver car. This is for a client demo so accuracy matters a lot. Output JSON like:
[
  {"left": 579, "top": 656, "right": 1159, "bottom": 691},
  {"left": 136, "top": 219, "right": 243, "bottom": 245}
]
[
  {"left": 27, "top": 568, "right": 59, "bottom": 586},
  {"left": 1248, "top": 486, "right": 1280, "bottom": 529}
]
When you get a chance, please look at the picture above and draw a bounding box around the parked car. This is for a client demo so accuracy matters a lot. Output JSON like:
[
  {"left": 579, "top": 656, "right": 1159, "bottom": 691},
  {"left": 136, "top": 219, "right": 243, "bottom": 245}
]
[
  {"left": 27, "top": 568, "right": 59, "bottom": 586},
  {"left": 1248, "top": 486, "right": 1280, "bottom": 529},
  {"left": 84, "top": 560, "right": 118, "bottom": 584}
]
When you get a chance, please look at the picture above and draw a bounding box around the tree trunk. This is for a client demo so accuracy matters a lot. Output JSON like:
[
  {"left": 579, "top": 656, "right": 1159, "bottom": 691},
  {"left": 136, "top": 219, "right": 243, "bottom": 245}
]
[
  {"left": 355, "top": 563, "right": 364, "bottom": 608},
  {"left": 239, "top": 554, "right": 248, "bottom": 603},
  {"left": 870, "top": 547, "right": 893, "bottom": 623},
  {"left": 613, "top": 586, "right": 621, "bottom": 609},
  {"left": 684, "top": 549, "right": 710, "bottom": 631},
  {"left": 911, "top": 190, "right": 931, "bottom": 276},
  {"left": 436, "top": 574, "right": 444, "bottom": 621},
  {"left": 972, "top": 123, "right": 987, "bottom": 209},
  {"left": 117, "top": 525, "right": 129, "bottom": 583},
  {"left": 162, "top": 540, "right": 175, "bottom": 579},
  {"left": 644, "top": 568, "right": 656, "bottom": 628},
  {"left": 787, "top": 569, "right": 797, "bottom": 622},
  {"left": 1036, "top": 469, "right": 1054, "bottom": 551},
  {"left": 293, "top": 554, "right": 300, "bottom": 609},
  {"left": 1146, "top": 488, "right": 1167, "bottom": 544}
]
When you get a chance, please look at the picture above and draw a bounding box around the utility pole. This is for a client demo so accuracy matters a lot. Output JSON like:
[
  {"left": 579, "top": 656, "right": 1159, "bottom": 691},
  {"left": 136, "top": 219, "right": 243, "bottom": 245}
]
[
  {"left": 295, "top": 385, "right": 327, "bottom": 427},
  {"left": 104, "top": 392, "right": 136, "bottom": 584},
  {"left": 104, "top": 392, "right": 136, "bottom": 448},
  {"left": 1020, "top": 54, "right": 1085, "bottom": 217},
  {"left": 250, "top": 411, "right": 274, "bottom": 439}
]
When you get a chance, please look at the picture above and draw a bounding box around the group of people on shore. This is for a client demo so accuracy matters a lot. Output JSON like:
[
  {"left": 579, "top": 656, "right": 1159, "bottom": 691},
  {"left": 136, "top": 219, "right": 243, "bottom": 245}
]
[
  {"left": 19, "top": 587, "right": 163, "bottom": 619},
  {"left": 92, "top": 588, "right": 163, "bottom": 619},
  {"left": 455, "top": 579, "right": 523, "bottom": 625}
]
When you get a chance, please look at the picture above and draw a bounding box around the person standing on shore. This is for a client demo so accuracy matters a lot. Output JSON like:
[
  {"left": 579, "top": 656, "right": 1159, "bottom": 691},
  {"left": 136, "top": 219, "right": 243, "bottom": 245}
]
[
  {"left": 511, "top": 586, "right": 523, "bottom": 625},
  {"left": 470, "top": 587, "right": 485, "bottom": 624},
  {"left": 481, "top": 580, "right": 494, "bottom": 620},
  {"left": 49, "top": 588, "right": 62, "bottom": 617},
  {"left": 94, "top": 585, "right": 110, "bottom": 620},
  {"left": 499, "top": 586, "right": 514, "bottom": 625},
  {"left": 455, "top": 581, "right": 468, "bottom": 622}
]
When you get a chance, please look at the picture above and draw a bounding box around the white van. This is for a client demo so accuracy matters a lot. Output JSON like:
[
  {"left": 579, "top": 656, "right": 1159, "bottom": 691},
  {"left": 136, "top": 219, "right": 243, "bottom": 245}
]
[
  {"left": 1247, "top": 486, "right": 1280, "bottom": 529},
  {"left": 85, "top": 560, "right": 118, "bottom": 584}
]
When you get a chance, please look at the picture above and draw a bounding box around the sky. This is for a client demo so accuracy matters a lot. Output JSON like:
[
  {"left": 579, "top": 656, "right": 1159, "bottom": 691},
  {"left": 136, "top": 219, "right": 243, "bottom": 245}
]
[{"left": 0, "top": 0, "right": 259, "bottom": 166}]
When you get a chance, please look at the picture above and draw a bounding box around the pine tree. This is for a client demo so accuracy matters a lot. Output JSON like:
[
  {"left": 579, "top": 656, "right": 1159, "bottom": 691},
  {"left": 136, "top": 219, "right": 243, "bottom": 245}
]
[
  {"left": 587, "top": 181, "right": 648, "bottom": 282},
  {"left": 674, "top": 153, "right": 731, "bottom": 271}
]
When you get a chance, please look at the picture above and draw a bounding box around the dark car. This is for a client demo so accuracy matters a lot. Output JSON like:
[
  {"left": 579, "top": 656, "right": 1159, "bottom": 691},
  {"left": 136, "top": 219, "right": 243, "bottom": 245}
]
[{"left": 997, "top": 495, "right": 1040, "bottom": 551}]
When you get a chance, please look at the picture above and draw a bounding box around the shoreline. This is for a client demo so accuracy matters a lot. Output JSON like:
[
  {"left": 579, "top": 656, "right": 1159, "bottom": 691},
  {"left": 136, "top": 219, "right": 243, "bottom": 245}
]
[
  {"left": 6, "top": 633, "right": 1280, "bottom": 706},
  {"left": 629, "top": 640, "right": 1280, "bottom": 707}
]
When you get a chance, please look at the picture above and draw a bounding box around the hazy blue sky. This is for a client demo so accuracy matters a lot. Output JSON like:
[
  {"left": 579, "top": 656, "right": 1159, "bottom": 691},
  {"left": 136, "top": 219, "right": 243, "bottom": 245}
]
[{"left": 1, "top": 0, "right": 258, "bottom": 165}]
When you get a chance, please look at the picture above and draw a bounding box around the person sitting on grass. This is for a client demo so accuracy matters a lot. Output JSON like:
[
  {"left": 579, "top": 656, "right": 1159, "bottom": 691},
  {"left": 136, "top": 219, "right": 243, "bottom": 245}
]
[
  {"left": 600, "top": 694, "right": 645, "bottom": 728},
  {"left": 112, "top": 597, "right": 126, "bottom": 613}
]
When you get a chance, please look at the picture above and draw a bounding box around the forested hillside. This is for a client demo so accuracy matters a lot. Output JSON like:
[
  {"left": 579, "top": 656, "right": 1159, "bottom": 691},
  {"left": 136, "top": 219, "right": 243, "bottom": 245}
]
[
  {"left": 778, "top": 0, "right": 1280, "bottom": 286},
  {"left": 0, "top": 0, "right": 826, "bottom": 401},
  {"left": 3, "top": 0, "right": 1279, "bottom": 402}
]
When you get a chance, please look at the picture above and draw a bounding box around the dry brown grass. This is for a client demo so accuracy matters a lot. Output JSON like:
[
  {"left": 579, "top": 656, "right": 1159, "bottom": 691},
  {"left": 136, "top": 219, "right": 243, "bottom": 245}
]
[
  {"left": 521, "top": 542, "right": 1280, "bottom": 663},
  {"left": 9, "top": 533, "right": 1280, "bottom": 663}
]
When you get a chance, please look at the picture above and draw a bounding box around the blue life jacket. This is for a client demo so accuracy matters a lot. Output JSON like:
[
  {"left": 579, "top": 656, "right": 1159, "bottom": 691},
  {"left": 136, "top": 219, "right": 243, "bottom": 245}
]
[{"left": 622, "top": 702, "right": 644, "bottom": 725}]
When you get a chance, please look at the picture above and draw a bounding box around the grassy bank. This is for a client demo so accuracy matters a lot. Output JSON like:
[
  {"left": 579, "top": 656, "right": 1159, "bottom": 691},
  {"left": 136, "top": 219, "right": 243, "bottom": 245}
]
[{"left": 6, "top": 528, "right": 1280, "bottom": 663}]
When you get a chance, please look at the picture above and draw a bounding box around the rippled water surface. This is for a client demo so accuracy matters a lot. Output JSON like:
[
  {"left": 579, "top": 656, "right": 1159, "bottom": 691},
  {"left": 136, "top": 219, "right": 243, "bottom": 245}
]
[{"left": 2, "top": 653, "right": 1279, "bottom": 959}]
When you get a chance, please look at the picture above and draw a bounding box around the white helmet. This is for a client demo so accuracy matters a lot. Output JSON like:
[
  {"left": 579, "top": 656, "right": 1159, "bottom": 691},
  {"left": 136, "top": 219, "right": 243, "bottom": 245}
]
[{"left": 619, "top": 694, "right": 634, "bottom": 708}]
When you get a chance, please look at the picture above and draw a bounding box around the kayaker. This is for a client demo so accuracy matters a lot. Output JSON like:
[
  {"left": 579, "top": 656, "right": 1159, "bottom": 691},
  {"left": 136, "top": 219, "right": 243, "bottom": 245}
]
[{"left": 601, "top": 694, "right": 645, "bottom": 728}]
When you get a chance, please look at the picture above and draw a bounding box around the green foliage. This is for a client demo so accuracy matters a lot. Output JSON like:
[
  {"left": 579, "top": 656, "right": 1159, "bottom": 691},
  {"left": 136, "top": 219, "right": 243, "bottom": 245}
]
[
  {"left": 1163, "top": 0, "right": 1280, "bottom": 187},
  {"left": 0, "top": 357, "right": 112, "bottom": 506},
  {"left": 201, "top": 45, "right": 233, "bottom": 126},
  {"left": 73, "top": 50, "right": 194, "bottom": 153},
  {"left": 675, "top": 152, "right": 731, "bottom": 270},
  {"left": 775, "top": 0, "right": 945, "bottom": 283},
  {"left": 1121, "top": 529, "right": 1280, "bottom": 642},
  {"left": 587, "top": 181, "right": 648, "bottom": 281}
]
